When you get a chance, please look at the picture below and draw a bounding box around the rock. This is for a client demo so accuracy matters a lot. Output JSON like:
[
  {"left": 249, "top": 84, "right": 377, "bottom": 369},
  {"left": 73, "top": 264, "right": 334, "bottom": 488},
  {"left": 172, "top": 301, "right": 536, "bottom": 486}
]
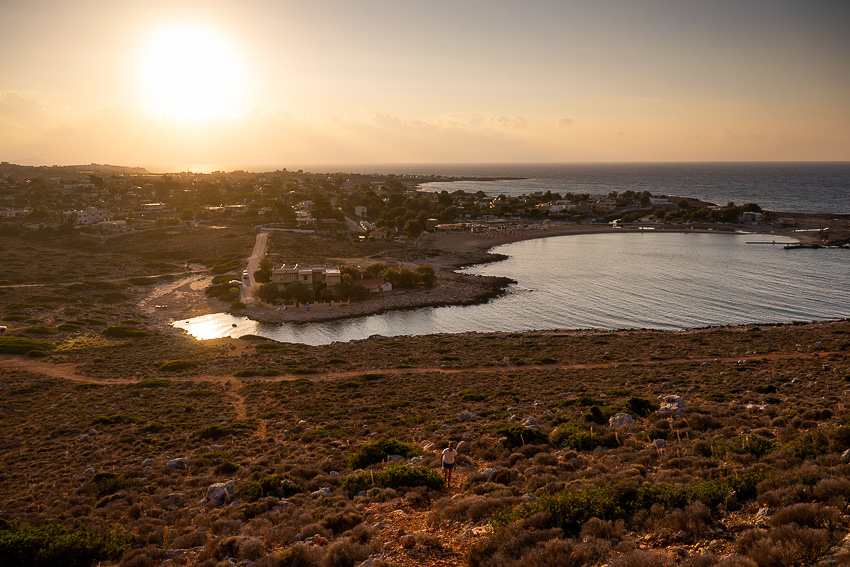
[
  {"left": 439, "top": 425, "right": 452, "bottom": 431},
  {"left": 88, "top": 428, "right": 97, "bottom": 435},
  {"left": 311, "top": 487, "right": 332, "bottom": 498},
  {"left": 842, "top": 449, "right": 850, "bottom": 462},
  {"left": 522, "top": 416, "right": 538, "bottom": 428},
  {"left": 508, "top": 414, "right": 520, "bottom": 423},
  {"left": 141, "top": 458, "right": 155, "bottom": 467},
  {"left": 652, "top": 439, "right": 667, "bottom": 448},
  {"left": 478, "top": 467, "right": 498, "bottom": 477},
  {"left": 522, "top": 493, "right": 536, "bottom": 503},
  {"left": 206, "top": 481, "right": 236, "bottom": 506},
  {"left": 314, "top": 535, "right": 328, "bottom": 546},
  {"left": 83, "top": 467, "right": 97, "bottom": 476},
  {"left": 456, "top": 440, "right": 471, "bottom": 454},
  {"left": 329, "top": 471, "right": 340, "bottom": 477},
  {"left": 609, "top": 413, "right": 636, "bottom": 429},
  {"left": 656, "top": 395, "right": 685, "bottom": 417},
  {"left": 400, "top": 535, "right": 417, "bottom": 549},
  {"left": 167, "top": 458, "right": 189, "bottom": 470},
  {"left": 387, "top": 454, "right": 403, "bottom": 462},
  {"left": 421, "top": 441, "right": 435, "bottom": 451},
  {"left": 459, "top": 411, "right": 476, "bottom": 422}
]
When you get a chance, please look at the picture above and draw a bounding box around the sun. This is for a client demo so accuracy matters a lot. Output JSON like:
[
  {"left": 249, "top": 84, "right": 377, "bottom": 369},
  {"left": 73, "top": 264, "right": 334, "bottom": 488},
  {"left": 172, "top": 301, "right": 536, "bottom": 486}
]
[{"left": 138, "top": 24, "right": 247, "bottom": 122}]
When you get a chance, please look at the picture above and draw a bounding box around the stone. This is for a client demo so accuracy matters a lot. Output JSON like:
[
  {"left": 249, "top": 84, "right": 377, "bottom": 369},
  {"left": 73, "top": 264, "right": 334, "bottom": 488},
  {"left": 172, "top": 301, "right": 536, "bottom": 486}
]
[
  {"left": 522, "top": 493, "right": 536, "bottom": 503},
  {"left": 167, "top": 458, "right": 189, "bottom": 470},
  {"left": 508, "top": 414, "right": 520, "bottom": 423},
  {"left": 400, "top": 535, "right": 416, "bottom": 549},
  {"left": 656, "top": 395, "right": 685, "bottom": 417},
  {"left": 459, "top": 411, "right": 476, "bottom": 422},
  {"left": 83, "top": 467, "right": 97, "bottom": 476},
  {"left": 206, "top": 481, "right": 236, "bottom": 506},
  {"left": 311, "top": 487, "right": 332, "bottom": 498},
  {"left": 387, "top": 454, "right": 403, "bottom": 462},
  {"left": 478, "top": 467, "right": 498, "bottom": 477},
  {"left": 456, "top": 440, "right": 471, "bottom": 454},
  {"left": 522, "top": 416, "right": 538, "bottom": 428},
  {"left": 652, "top": 439, "right": 667, "bottom": 448},
  {"left": 141, "top": 458, "right": 155, "bottom": 467},
  {"left": 842, "top": 449, "right": 850, "bottom": 462},
  {"left": 609, "top": 413, "right": 636, "bottom": 429}
]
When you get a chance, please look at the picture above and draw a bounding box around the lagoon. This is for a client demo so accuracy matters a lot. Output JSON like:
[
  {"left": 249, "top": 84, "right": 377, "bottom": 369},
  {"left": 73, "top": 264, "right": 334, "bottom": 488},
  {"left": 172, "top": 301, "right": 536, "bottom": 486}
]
[{"left": 173, "top": 232, "right": 849, "bottom": 345}]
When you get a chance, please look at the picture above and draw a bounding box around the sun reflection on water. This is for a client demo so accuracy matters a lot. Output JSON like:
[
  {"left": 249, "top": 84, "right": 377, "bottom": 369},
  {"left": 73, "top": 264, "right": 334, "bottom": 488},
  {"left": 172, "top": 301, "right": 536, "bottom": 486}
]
[{"left": 173, "top": 313, "right": 258, "bottom": 340}]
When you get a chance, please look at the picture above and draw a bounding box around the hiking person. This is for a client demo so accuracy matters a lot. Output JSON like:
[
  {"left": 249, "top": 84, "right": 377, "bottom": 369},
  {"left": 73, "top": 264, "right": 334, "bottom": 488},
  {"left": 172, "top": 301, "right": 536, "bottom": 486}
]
[{"left": 441, "top": 442, "right": 458, "bottom": 487}]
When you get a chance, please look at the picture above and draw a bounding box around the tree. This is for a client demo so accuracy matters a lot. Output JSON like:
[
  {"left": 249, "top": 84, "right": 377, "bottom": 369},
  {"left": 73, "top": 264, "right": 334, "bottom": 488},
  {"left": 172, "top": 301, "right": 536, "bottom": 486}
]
[
  {"left": 256, "top": 282, "right": 280, "bottom": 303},
  {"left": 283, "top": 281, "right": 313, "bottom": 304},
  {"left": 254, "top": 257, "right": 275, "bottom": 283},
  {"left": 414, "top": 264, "right": 436, "bottom": 287},
  {"left": 404, "top": 219, "right": 423, "bottom": 239},
  {"left": 180, "top": 208, "right": 194, "bottom": 221}
]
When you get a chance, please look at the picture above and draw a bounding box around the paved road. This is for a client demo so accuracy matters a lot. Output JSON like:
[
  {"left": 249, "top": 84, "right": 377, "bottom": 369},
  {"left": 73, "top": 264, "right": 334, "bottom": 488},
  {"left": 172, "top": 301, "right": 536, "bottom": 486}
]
[{"left": 240, "top": 231, "right": 269, "bottom": 304}]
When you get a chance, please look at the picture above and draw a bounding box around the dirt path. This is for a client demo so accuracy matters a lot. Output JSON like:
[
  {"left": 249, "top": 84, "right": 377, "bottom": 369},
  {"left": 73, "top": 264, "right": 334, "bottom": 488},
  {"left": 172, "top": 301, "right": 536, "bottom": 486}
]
[{"left": 1, "top": 350, "right": 837, "bottom": 386}]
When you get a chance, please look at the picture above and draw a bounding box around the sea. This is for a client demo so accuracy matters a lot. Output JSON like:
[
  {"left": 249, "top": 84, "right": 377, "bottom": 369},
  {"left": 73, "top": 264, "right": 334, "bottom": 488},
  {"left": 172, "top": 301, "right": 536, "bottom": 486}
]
[{"left": 172, "top": 162, "right": 849, "bottom": 344}]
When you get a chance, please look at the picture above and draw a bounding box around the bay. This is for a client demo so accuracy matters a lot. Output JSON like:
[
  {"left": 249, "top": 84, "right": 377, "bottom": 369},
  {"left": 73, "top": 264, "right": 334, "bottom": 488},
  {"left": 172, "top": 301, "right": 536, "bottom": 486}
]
[{"left": 173, "top": 232, "right": 850, "bottom": 345}]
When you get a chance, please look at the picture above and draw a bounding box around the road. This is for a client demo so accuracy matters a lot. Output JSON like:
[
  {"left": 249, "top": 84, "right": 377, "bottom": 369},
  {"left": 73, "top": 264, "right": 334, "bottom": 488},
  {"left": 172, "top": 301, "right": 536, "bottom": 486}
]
[{"left": 240, "top": 231, "right": 269, "bottom": 305}]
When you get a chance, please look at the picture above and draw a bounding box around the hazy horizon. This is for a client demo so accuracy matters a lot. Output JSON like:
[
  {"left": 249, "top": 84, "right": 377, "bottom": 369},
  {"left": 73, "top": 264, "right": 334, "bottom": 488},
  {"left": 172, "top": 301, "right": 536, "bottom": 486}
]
[{"left": 3, "top": 1, "right": 849, "bottom": 166}]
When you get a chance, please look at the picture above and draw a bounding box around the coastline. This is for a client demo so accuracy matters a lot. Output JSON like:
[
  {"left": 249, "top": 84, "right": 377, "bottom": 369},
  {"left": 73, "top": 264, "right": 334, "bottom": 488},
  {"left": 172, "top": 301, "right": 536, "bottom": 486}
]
[{"left": 148, "top": 220, "right": 830, "bottom": 328}]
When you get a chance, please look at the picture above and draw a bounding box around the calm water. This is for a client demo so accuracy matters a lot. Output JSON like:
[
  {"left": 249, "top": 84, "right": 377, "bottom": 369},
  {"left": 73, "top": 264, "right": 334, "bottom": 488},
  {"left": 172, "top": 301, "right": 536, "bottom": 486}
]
[{"left": 173, "top": 233, "right": 850, "bottom": 345}]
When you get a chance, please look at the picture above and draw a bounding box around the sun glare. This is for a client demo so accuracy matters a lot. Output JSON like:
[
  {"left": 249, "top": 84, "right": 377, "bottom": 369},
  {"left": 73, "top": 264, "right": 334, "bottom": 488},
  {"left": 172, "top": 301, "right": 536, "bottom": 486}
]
[{"left": 138, "top": 24, "right": 247, "bottom": 122}]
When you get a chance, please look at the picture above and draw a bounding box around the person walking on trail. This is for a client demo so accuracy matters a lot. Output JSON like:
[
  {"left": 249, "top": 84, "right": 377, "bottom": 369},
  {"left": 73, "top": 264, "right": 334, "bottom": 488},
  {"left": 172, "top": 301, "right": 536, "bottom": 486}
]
[{"left": 441, "top": 442, "right": 458, "bottom": 487}]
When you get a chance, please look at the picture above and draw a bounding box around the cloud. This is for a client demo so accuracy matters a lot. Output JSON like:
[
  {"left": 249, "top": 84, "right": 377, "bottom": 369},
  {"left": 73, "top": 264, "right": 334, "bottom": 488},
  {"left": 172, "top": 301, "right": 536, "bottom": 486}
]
[{"left": 557, "top": 118, "right": 575, "bottom": 127}]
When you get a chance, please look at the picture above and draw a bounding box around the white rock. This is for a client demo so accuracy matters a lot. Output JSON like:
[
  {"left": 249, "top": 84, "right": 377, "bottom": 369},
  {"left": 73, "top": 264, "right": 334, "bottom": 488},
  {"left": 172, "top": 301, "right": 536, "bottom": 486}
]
[
  {"left": 206, "top": 481, "right": 236, "bottom": 506},
  {"left": 609, "top": 413, "right": 636, "bottom": 429}
]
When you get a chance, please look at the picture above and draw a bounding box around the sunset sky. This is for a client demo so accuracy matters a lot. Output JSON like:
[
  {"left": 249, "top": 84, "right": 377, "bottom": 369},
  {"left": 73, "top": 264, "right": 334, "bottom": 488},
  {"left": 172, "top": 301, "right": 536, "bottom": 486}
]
[{"left": 1, "top": 0, "right": 849, "bottom": 169}]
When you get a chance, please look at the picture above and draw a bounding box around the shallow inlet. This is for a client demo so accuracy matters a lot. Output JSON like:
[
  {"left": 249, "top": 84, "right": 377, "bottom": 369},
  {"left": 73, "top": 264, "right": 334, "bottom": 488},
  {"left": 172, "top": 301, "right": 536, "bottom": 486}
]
[{"left": 173, "top": 233, "right": 850, "bottom": 345}]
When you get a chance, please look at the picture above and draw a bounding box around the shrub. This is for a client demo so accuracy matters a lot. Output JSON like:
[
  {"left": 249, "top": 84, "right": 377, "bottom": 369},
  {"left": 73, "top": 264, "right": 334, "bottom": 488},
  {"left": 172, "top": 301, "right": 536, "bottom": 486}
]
[
  {"left": 625, "top": 396, "right": 659, "bottom": 417},
  {"left": 789, "top": 430, "right": 831, "bottom": 459},
  {"left": 494, "top": 424, "right": 549, "bottom": 449},
  {"left": 101, "top": 326, "right": 151, "bottom": 338},
  {"left": 22, "top": 325, "right": 58, "bottom": 335},
  {"left": 158, "top": 359, "right": 199, "bottom": 371},
  {"left": 126, "top": 276, "right": 158, "bottom": 286},
  {"left": 197, "top": 421, "right": 256, "bottom": 440},
  {"left": 233, "top": 367, "right": 279, "bottom": 377},
  {"left": 550, "top": 422, "right": 617, "bottom": 451},
  {"left": 0, "top": 336, "right": 56, "bottom": 354},
  {"left": 342, "top": 464, "right": 444, "bottom": 493},
  {"left": 91, "top": 414, "right": 138, "bottom": 425},
  {"left": 237, "top": 473, "right": 306, "bottom": 503},
  {"left": 0, "top": 521, "right": 133, "bottom": 567},
  {"left": 348, "top": 438, "right": 420, "bottom": 469}
]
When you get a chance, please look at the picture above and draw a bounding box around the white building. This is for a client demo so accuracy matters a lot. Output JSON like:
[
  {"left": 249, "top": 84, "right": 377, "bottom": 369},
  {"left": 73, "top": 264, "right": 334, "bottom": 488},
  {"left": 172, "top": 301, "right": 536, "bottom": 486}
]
[{"left": 64, "top": 207, "right": 112, "bottom": 226}]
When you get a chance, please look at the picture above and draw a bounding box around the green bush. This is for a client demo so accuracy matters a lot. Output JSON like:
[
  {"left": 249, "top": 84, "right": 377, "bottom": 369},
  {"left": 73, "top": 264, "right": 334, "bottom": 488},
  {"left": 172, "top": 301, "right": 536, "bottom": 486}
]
[
  {"left": 127, "top": 276, "right": 158, "bottom": 286},
  {"left": 790, "top": 430, "right": 831, "bottom": 459},
  {"left": 159, "top": 359, "right": 199, "bottom": 371},
  {"left": 197, "top": 421, "right": 256, "bottom": 440},
  {"left": 0, "top": 520, "right": 133, "bottom": 567},
  {"left": 550, "top": 422, "right": 617, "bottom": 451},
  {"left": 237, "top": 473, "right": 306, "bottom": 503},
  {"left": 0, "top": 337, "right": 56, "bottom": 355},
  {"left": 101, "top": 326, "right": 151, "bottom": 338},
  {"left": 348, "top": 438, "right": 421, "bottom": 469},
  {"left": 91, "top": 414, "right": 138, "bottom": 425},
  {"left": 342, "top": 464, "right": 444, "bottom": 493},
  {"left": 494, "top": 424, "right": 549, "bottom": 449},
  {"left": 22, "top": 326, "right": 58, "bottom": 335},
  {"left": 625, "top": 396, "right": 659, "bottom": 417},
  {"left": 233, "top": 367, "right": 279, "bottom": 377},
  {"left": 716, "top": 435, "right": 775, "bottom": 459}
]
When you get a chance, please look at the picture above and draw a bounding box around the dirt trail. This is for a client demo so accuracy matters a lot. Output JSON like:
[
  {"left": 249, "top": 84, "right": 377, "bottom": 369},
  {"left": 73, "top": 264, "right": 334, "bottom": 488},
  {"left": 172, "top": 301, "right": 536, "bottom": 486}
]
[{"left": 1, "top": 350, "right": 838, "bottom": 386}]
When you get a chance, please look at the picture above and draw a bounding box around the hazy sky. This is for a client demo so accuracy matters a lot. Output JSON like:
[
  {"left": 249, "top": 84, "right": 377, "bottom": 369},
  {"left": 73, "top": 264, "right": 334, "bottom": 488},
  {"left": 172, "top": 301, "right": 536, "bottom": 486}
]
[{"left": 1, "top": 0, "right": 849, "bottom": 169}]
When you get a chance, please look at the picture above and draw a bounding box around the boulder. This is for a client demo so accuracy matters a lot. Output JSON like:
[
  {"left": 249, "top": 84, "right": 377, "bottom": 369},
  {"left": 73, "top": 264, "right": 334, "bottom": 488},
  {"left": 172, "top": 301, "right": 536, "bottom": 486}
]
[
  {"left": 206, "top": 481, "right": 236, "bottom": 506},
  {"left": 400, "top": 535, "right": 417, "bottom": 549},
  {"left": 656, "top": 395, "right": 685, "bottom": 417},
  {"left": 458, "top": 411, "right": 476, "bottom": 422},
  {"left": 522, "top": 416, "right": 538, "bottom": 428},
  {"left": 456, "top": 440, "right": 471, "bottom": 454},
  {"left": 141, "top": 458, "right": 155, "bottom": 467},
  {"left": 167, "top": 458, "right": 189, "bottom": 470},
  {"left": 311, "top": 487, "right": 332, "bottom": 498},
  {"left": 609, "top": 413, "right": 636, "bottom": 429}
]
